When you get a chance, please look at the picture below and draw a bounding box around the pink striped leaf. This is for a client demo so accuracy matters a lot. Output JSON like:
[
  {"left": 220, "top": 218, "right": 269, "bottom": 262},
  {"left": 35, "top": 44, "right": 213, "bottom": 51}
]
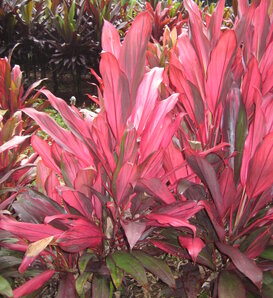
[
  {"left": 119, "top": 12, "right": 152, "bottom": 105},
  {"left": 206, "top": 30, "right": 237, "bottom": 114},
  {"left": 216, "top": 242, "right": 263, "bottom": 289},
  {"left": 246, "top": 132, "right": 273, "bottom": 198},
  {"left": 102, "top": 20, "right": 121, "bottom": 59},
  {"left": 100, "top": 52, "right": 131, "bottom": 142}
]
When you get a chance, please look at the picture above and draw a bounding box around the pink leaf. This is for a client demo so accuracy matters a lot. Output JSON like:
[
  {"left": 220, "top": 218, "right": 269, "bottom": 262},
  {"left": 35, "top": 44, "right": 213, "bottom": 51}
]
[
  {"left": 102, "top": 20, "right": 121, "bottom": 59},
  {"left": 121, "top": 220, "right": 146, "bottom": 250},
  {"left": 206, "top": 30, "right": 237, "bottom": 114},
  {"left": 0, "top": 135, "right": 30, "bottom": 154},
  {"left": 100, "top": 52, "right": 131, "bottom": 142},
  {"left": 241, "top": 57, "right": 261, "bottom": 116},
  {"left": 119, "top": 12, "right": 152, "bottom": 104},
  {"left": 13, "top": 270, "right": 55, "bottom": 298},
  {"left": 32, "top": 135, "right": 60, "bottom": 174},
  {"left": 179, "top": 236, "right": 205, "bottom": 263},
  {"left": 208, "top": 0, "right": 225, "bottom": 47},
  {"left": 184, "top": 0, "right": 210, "bottom": 73},
  {"left": 130, "top": 67, "right": 163, "bottom": 135}
]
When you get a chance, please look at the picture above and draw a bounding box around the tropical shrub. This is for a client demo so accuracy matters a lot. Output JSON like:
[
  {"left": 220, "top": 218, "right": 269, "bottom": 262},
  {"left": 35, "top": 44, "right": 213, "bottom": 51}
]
[
  {"left": 0, "top": 12, "right": 202, "bottom": 296},
  {"left": 0, "top": 0, "right": 273, "bottom": 297}
]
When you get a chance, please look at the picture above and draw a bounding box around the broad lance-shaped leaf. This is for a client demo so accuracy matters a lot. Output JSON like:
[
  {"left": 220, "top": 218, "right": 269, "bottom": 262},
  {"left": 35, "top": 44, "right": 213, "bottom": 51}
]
[
  {"left": 184, "top": 0, "right": 209, "bottom": 74},
  {"left": 206, "top": 30, "right": 237, "bottom": 114},
  {"left": 186, "top": 152, "right": 224, "bottom": 217},
  {"left": 13, "top": 270, "right": 55, "bottom": 298},
  {"left": 241, "top": 57, "right": 261, "bottom": 116},
  {"left": 216, "top": 242, "right": 263, "bottom": 289},
  {"left": 23, "top": 108, "right": 90, "bottom": 162},
  {"left": 240, "top": 94, "right": 266, "bottom": 185},
  {"left": 0, "top": 275, "right": 13, "bottom": 298},
  {"left": 92, "top": 275, "right": 110, "bottom": 298},
  {"left": 0, "top": 217, "right": 62, "bottom": 242},
  {"left": 179, "top": 236, "right": 205, "bottom": 263},
  {"left": 246, "top": 132, "right": 273, "bottom": 198},
  {"left": 218, "top": 271, "right": 246, "bottom": 298},
  {"left": 101, "top": 20, "right": 121, "bottom": 59},
  {"left": 146, "top": 213, "right": 196, "bottom": 235},
  {"left": 100, "top": 52, "right": 131, "bottom": 142},
  {"left": 106, "top": 256, "right": 124, "bottom": 289},
  {"left": 130, "top": 67, "right": 163, "bottom": 135},
  {"left": 112, "top": 251, "right": 148, "bottom": 286},
  {"left": 136, "top": 178, "right": 176, "bottom": 204},
  {"left": 40, "top": 89, "right": 90, "bottom": 141},
  {"left": 133, "top": 251, "right": 176, "bottom": 288},
  {"left": 121, "top": 220, "right": 146, "bottom": 250},
  {"left": 208, "top": 0, "right": 225, "bottom": 47},
  {"left": 119, "top": 12, "right": 152, "bottom": 105},
  {"left": 19, "top": 236, "right": 54, "bottom": 273},
  {"left": 234, "top": 99, "right": 248, "bottom": 183},
  {"left": 0, "top": 135, "right": 30, "bottom": 154}
]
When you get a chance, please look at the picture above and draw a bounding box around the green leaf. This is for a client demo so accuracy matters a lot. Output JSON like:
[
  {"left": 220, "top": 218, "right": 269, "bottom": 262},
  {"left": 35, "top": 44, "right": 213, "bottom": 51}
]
[
  {"left": 0, "top": 275, "right": 13, "bottom": 297},
  {"left": 218, "top": 271, "right": 246, "bottom": 298},
  {"left": 106, "top": 256, "right": 124, "bottom": 289},
  {"left": 76, "top": 272, "right": 91, "bottom": 296},
  {"left": 260, "top": 246, "right": 273, "bottom": 261},
  {"left": 111, "top": 251, "right": 148, "bottom": 287},
  {"left": 78, "top": 253, "right": 95, "bottom": 274},
  {"left": 132, "top": 251, "right": 175, "bottom": 288},
  {"left": 234, "top": 101, "right": 248, "bottom": 183},
  {"left": 92, "top": 275, "right": 110, "bottom": 298},
  {"left": 263, "top": 271, "right": 273, "bottom": 298}
]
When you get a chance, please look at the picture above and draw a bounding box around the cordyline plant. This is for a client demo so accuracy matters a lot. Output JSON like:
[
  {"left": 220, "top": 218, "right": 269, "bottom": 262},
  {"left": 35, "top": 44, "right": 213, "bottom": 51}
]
[
  {"left": 0, "top": 12, "right": 204, "bottom": 297},
  {"left": 148, "top": 0, "right": 273, "bottom": 296},
  {"left": 0, "top": 56, "right": 44, "bottom": 203}
]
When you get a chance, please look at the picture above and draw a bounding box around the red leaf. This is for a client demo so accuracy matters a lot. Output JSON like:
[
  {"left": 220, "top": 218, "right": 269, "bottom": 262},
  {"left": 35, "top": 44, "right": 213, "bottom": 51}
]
[
  {"left": 13, "top": 270, "right": 55, "bottom": 298},
  {"left": 119, "top": 12, "right": 152, "bottom": 104},
  {"left": 59, "top": 187, "right": 93, "bottom": 220},
  {"left": 206, "top": 30, "right": 237, "bottom": 114},
  {"left": 0, "top": 217, "right": 62, "bottom": 242},
  {"left": 218, "top": 271, "right": 246, "bottom": 298},
  {"left": 252, "top": 0, "right": 270, "bottom": 61},
  {"left": 241, "top": 57, "right": 261, "bottom": 116},
  {"left": 56, "top": 218, "right": 103, "bottom": 253},
  {"left": 32, "top": 136, "right": 60, "bottom": 174},
  {"left": 184, "top": 0, "right": 210, "bottom": 73},
  {"left": 100, "top": 52, "right": 131, "bottom": 142},
  {"left": 241, "top": 95, "right": 266, "bottom": 185},
  {"left": 146, "top": 214, "right": 196, "bottom": 235},
  {"left": 208, "top": 0, "right": 225, "bottom": 47},
  {"left": 260, "top": 41, "right": 273, "bottom": 95},
  {"left": 179, "top": 236, "right": 205, "bottom": 263},
  {"left": 140, "top": 94, "right": 179, "bottom": 161},
  {"left": 186, "top": 153, "right": 223, "bottom": 217},
  {"left": 246, "top": 132, "right": 273, "bottom": 198},
  {"left": 176, "top": 36, "right": 205, "bottom": 100},
  {"left": 136, "top": 178, "right": 176, "bottom": 204},
  {"left": 101, "top": 20, "right": 121, "bottom": 59},
  {"left": 23, "top": 108, "right": 89, "bottom": 162},
  {"left": 216, "top": 242, "right": 263, "bottom": 289}
]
